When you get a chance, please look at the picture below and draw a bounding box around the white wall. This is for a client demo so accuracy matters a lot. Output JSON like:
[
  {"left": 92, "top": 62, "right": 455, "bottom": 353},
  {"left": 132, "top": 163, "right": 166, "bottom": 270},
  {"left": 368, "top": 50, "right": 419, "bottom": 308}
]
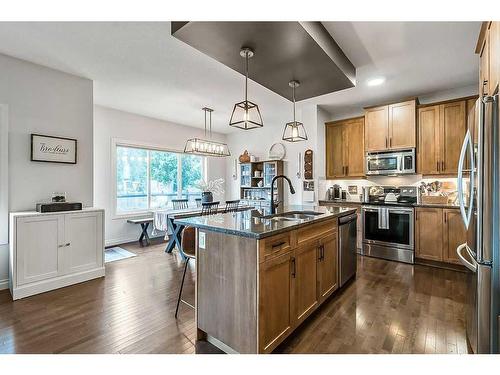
[
  {"left": 94, "top": 106, "right": 227, "bottom": 246},
  {"left": 0, "top": 54, "right": 94, "bottom": 288},
  {"left": 225, "top": 103, "right": 324, "bottom": 206}
]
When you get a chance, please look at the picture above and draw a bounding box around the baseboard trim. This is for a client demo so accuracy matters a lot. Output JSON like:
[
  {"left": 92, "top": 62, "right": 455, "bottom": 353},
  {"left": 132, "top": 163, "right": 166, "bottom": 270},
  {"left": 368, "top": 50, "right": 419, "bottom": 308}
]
[
  {"left": 12, "top": 267, "right": 105, "bottom": 300},
  {"left": 0, "top": 278, "right": 8, "bottom": 290}
]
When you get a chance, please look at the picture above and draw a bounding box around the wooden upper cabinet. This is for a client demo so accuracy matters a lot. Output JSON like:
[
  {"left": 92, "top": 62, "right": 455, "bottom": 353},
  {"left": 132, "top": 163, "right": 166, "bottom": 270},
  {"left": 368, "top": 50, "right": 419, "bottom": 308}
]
[
  {"left": 490, "top": 22, "right": 499, "bottom": 94},
  {"left": 415, "top": 207, "right": 444, "bottom": 262},
  {"left": 388, "top": 100, "right": 416, "bottom": 149},
  {"left": 417, "top": 99, "right": 467, "bottom": 175},
  {"left": 480, "top": 25, "right": 490, "bottom": 96},
  {"left": 364, "top": 105, "right": 388, "bottom": 151},
  {"left": 418, "top": 105, "right": 440, "bottom": 175},
  {"left": 443, "top": 209, "right": 467, "bottom": 265},
  {"left": 440, "top": 101, "right": 466, "bottom": 174},
  {"left": 345, "top": 118, "right": 365, "bottom": 177},
  {"left": 325, "top": 123, "right": 345, "bottom": 178},
  {"left": 325, "top": 117, "right": 365, "bottom": 179}
]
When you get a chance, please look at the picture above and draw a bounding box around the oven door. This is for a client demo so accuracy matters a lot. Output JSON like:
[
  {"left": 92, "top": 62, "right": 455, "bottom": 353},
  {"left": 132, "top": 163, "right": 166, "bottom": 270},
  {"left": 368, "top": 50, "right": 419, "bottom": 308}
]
[
  {"left": 365, "top": 154, "right": 401, "bottom": 175},
  {"left": 362, "top": 206, "right": 414, "bottom": 249}
]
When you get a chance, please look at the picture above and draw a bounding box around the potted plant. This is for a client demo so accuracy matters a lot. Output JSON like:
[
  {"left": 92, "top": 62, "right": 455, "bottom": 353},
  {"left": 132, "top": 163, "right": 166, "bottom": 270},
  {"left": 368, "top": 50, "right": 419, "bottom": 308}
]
[{"left": 196, "top": 178, "right": 225, "bottom": 203}]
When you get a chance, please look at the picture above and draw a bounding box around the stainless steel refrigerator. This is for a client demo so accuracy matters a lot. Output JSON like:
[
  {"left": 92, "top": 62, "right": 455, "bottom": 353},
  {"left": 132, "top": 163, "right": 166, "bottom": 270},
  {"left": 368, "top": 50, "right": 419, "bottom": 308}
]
[{"left": 456, "top": 94, "right": 499, "bottom": 353}]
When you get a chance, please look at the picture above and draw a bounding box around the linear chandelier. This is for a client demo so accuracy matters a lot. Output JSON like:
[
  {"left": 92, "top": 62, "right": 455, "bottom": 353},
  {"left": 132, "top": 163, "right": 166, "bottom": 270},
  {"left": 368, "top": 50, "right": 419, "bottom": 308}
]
[
  {"left": 184, "top": 107, "right": 231, "bottom": 157},
  {"left": 229, "top": 47, "right": 263, "bottom": 130},
  {"left": 282, "top": 80, "right": 308, "bottom": 142}
]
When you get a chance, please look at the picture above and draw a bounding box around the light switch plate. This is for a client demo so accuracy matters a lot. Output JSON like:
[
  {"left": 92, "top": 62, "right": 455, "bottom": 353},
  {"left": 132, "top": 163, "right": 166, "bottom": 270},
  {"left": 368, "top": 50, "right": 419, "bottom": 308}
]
[{"left": 198, "top": 231, "right": 206, "bottom": 249}]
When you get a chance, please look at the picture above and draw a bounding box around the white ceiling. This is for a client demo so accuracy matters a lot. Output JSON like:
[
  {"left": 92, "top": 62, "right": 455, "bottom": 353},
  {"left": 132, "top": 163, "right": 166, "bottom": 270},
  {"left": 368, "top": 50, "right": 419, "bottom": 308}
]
[{"left": 0, "top": 22, "right": 481, "bottom": 133}]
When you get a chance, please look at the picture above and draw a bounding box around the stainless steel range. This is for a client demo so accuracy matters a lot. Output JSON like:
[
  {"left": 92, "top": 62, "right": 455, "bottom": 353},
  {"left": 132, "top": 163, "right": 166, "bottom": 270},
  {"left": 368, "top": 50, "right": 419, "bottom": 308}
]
[{"left": 361, "top": 186, "right": 417, "bottom": 264}]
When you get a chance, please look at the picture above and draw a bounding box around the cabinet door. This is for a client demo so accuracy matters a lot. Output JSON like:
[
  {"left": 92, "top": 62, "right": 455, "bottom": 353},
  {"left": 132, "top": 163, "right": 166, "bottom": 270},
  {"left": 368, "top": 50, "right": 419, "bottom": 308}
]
[
  {"left": 443, "top": 209, "right": 467, "bottom": 265},
  {"left": 418, "top": 105, "right": 441, "bottom": 175},
  {"left": 388, "top": 100, "right": 416, "bottom": 149},
  {"left": 64, "top": 211, "right": 103, "bottom": 274},
  {"left": 490, "top": 22, "right": 499, "bottom": 94},
  {"left": 16, "top": 215, "right": 64, "bottom": 286},
  {"left": 364, "top": 105, "right": 389, "bottom": 152},
  {"left": 325, "top": 123, "right": 345, "bottom": 178},
  {"left": 293, "top": 242, "right": 319, "bottom": 325},
  {"left": 480, "top": 27, "right": 490, "bottom": 96},
  {"left": 317, "top": 233, "right": 338, "bottom": 303},
  {"left": 440, "top": 101, "right": 466, "bottom": 174},
  {"left": 259, "top": 252, "right": 293, "bottom": 353},
  {"left": 346, "top": 118, "right": 365, "bottom": 177},
  {"left": 415, "top": 208, "right": 443, "bottom": 261}
]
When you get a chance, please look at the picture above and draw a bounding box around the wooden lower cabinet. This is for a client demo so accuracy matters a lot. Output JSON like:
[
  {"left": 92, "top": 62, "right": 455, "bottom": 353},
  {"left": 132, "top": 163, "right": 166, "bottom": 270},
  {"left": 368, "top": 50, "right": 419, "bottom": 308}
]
[
  {"left": 259, "top": 251, "right": 294, "bottom": 353},
  {"left": 317, "top": 233, "right": 338, "bottom": 303},
  {"left": 293, "top": 241, "right": 319, "bottom": 324},
  {"left": 443, "top": 209, "right": 467, "bottom": 265},
  {"left": 258, "top": 219, "right": 339, "bottom": 353},
  {"left": 415, "top": 207, "right": 466, "bottom": 265}
]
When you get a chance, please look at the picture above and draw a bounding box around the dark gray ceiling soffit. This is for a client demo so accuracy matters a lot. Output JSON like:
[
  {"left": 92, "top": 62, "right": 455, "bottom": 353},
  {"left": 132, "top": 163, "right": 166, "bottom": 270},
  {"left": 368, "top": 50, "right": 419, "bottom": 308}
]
[{"left": 171, "top": 21, "right": 356, "bottom": 101}]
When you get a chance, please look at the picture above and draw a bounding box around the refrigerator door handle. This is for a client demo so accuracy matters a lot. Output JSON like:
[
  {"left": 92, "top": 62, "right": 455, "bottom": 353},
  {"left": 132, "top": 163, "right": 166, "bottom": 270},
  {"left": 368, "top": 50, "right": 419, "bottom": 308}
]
[
  {"left": 456, "top": 243, "right": 477, "bottom": 272},
  {"left": 457, "top": 129, "right": 474, "bottom": 229}
]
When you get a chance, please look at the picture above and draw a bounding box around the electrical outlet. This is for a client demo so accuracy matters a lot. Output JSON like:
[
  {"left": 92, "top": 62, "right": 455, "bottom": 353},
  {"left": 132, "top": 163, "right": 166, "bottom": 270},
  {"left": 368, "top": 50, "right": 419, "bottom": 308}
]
[{"left": 199, "top": 231, "right": 206, "bottom": 250}]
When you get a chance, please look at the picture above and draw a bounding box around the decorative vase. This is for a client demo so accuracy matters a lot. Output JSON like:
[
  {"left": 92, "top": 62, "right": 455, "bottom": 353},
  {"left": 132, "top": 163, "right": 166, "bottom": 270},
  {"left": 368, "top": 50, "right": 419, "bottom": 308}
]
[{"left": 201, "top": 191, "right": 213, "bottom": 203}]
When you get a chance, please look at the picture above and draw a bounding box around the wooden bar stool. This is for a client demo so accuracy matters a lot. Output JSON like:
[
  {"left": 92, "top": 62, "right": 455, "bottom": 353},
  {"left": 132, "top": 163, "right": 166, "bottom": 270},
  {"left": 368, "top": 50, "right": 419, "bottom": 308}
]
[
  {"left": 172, "top": 199, "right": 188, "bottom": 210},
  {"left": 174, "top": 225, "right": 196, "bottom": 318}
]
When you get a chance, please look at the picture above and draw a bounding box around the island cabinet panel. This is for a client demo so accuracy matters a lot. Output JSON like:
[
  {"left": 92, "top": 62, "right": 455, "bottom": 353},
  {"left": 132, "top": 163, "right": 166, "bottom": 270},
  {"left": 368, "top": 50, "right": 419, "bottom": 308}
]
[
  {"left": 292, "top": 241, "right": 319, "bottom": 325},
  {"left": 388, "top": 100, "right": 416, "bottom": 149},
  {"left": 317, "top": 233, "right": 339, "bottom": 303},
  {"left": 415, "top": 207, "right": 444, "bottom": 262},
  {"left": 197, "top": 231, "right": 258, "bottom": 354},
  {"left": 258, "top": 251, "right": 294, "bottom": 354}
]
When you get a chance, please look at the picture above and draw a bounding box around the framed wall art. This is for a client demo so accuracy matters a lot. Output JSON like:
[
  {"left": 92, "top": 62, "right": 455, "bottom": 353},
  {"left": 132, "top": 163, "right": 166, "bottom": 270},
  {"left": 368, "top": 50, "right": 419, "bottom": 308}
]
[{"left": 31, "top": 134, "right": 77, "bottom": 164}]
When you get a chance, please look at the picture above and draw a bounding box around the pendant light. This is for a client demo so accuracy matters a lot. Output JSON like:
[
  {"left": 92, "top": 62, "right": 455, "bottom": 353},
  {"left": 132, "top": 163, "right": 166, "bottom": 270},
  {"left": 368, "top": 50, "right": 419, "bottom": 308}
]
[
  {"left": 229, "top": 47, "right": 263, "bottom": 130},
  {"left": 184, "top": 107, "right": 231, "bottom": 157},
  {"left": 282, "top": 80, "right": 308, "bottom": 142}
]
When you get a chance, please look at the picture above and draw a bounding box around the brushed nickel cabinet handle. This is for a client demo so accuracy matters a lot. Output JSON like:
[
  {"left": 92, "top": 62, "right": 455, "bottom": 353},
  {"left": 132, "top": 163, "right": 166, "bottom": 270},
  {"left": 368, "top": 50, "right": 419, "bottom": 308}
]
[
  {"left": 389, "top": 137, "right": 392, "bottom": 147},
  {"left": 291, "top": 257, "right": 296, "bottom": 278},
  {"left": 437, "top": 161, "right": 440, "bottom": 172},
  {"left": 442, "top": 161, "right": 445, "bottom": 171},
  {"left": 385, "top": 138, "right": 388, "bottom": 148}
]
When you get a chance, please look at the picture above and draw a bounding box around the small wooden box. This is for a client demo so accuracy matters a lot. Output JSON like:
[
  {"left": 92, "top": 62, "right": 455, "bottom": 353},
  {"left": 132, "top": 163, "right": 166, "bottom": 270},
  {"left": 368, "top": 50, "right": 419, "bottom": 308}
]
[{"left": 420, "top": 195, "right": 449, "bottom": 204}]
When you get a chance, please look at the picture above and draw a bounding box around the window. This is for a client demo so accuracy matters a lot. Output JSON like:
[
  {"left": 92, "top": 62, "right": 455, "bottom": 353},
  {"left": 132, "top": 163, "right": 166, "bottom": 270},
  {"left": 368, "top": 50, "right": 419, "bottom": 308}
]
[{"left": 116, "top": 145, "right": 205, "bottom": 214}]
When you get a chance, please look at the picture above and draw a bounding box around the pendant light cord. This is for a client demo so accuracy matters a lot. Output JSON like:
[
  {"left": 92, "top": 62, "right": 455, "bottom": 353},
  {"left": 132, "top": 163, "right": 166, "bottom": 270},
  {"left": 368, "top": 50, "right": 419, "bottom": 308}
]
[
  {"left": 245, "top": 52, "right": 249, "bottom": 104},
  {"left": 293, "top": 84, "right": 296, "bottom": 123},
  {"left": 204, "top": 109, "right": 207, "bottom": 138},
  {"left": 209, "top": 110, "right": 212, "bottom": 139}
]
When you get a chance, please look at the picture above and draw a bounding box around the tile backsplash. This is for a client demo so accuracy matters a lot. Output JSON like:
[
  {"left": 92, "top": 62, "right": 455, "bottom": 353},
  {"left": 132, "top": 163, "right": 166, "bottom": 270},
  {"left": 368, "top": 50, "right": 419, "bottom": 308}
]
[{"left": 319, "top": 175, "right": 459, "bottom": 202}]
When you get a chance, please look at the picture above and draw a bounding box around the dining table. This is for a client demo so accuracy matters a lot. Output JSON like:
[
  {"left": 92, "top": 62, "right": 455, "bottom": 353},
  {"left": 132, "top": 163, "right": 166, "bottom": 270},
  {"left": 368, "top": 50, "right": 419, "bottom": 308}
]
[{"left": 154, "top": 205, "right": 253, "bottom": 259}]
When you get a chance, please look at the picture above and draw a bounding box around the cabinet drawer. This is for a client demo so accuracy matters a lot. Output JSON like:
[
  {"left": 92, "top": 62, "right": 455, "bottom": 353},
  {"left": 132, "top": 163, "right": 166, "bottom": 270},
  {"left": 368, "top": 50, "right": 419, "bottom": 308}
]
[
  {"left": 259, "top": 232, "right": 292, "bottom": 263},
  {"left": 297, "top": 219, "right": 337, "bottom": 246}
]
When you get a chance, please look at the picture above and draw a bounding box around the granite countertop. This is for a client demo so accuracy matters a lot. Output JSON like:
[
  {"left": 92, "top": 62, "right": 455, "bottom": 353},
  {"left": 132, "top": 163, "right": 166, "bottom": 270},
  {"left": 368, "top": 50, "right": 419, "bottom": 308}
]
[
  {"left": 319, "top": 199, "right": 460, "bottom": 209},
  {"left": 174, "top": 205, "right": 356, "bottom": 239}
]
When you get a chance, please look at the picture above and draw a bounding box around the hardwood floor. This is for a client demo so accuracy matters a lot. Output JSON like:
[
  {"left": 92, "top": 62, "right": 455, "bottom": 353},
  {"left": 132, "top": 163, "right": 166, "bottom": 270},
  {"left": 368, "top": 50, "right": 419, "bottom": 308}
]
[{"left": 0, "top": 241, "right": 468, "bottom": 354}]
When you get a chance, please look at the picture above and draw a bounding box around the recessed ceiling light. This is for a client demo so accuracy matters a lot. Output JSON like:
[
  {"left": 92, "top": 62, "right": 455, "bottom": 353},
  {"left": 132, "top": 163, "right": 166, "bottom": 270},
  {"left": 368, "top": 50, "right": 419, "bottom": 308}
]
[{"left": 366, "top": 77, "right": 386, "bottom": 86}]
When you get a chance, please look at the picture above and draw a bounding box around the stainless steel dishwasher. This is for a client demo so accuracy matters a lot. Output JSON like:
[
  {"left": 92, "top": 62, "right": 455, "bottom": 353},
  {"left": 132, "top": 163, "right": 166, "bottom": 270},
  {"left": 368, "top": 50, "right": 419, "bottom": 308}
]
[{"left": 338, "top": 212, "right": 357, "bottom": 287}]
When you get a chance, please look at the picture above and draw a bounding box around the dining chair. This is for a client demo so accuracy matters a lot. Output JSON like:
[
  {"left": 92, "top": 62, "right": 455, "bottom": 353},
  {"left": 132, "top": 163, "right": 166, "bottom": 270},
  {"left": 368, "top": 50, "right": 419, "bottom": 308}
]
[
  {"left": 201, "top": 201, "right": 219, "bottom": 216},
  {"left": 172, "top": 199, "right": 189, "bottom": 210},
  {"left": 174, "top": 226, "right": 196, "bottom": 318},
  {"left": 224, "top": 199, "right": 240, "bottom": 213},
  {"left": 195, "top": 198, "right": 202, "bottom": 208}
]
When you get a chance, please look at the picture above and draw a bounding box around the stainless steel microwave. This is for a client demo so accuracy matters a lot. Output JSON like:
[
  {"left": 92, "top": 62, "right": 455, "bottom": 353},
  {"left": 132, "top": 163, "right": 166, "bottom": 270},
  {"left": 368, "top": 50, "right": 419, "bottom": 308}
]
[{"left": 365, "top": 149, "right": 416, "bottom": 176}]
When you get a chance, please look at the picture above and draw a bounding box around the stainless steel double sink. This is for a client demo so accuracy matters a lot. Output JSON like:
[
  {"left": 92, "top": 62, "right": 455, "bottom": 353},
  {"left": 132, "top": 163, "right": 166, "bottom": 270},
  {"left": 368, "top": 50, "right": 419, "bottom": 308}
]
[{"left": 262, "top": 211, "right": 322, "bottom": 222}]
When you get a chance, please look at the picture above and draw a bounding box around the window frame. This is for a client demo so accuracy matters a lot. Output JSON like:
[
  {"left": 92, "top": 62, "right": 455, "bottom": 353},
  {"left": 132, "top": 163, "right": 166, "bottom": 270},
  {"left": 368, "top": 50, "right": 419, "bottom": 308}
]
[{"left": 111, "top": 138, "right": 207, "bottom": 219}]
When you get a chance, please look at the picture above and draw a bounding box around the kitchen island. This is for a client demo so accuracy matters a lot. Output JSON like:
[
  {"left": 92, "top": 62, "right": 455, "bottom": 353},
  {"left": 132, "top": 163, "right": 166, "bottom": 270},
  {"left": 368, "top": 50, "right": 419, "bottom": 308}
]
[{"left": 175, "top": 205, "right": 356, "bottom": 354}]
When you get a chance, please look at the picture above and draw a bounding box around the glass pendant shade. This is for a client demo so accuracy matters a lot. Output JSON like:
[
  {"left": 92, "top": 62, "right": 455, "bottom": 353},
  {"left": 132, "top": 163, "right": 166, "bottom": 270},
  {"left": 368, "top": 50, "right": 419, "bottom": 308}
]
[
  {"left": 229, "top": 47, "right": 263, "bottom": 130},
  {"left": 184, "top": 108, "right": 231, "bottom": 157},
  {"left": 282, "top": 121, "right": 308, "bottom": 142},
  {"left": 282, "top": 80, "right": 308, "bottom": 142}
]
